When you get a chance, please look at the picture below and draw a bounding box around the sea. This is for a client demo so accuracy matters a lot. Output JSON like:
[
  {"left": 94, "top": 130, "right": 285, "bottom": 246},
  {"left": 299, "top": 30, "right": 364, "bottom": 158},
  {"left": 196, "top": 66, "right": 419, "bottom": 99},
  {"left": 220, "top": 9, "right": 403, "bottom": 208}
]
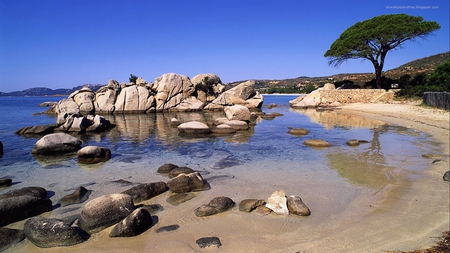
[{"left": 0, "top": 94, "right": 443, "bottom": 252}]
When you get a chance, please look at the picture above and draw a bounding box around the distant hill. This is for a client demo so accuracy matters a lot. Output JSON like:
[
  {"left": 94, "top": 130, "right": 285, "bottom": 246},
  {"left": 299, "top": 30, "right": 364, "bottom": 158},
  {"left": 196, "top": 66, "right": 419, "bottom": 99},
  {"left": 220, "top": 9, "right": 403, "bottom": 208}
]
[{"left": 1, "top": 52, "right": 448, "bottom": 96}]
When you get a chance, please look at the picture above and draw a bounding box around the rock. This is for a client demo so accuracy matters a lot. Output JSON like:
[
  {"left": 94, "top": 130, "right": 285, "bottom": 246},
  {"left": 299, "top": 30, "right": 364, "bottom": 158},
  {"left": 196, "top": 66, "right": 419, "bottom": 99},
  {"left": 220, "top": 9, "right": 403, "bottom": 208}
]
[
  {"left": 72, "top": 88, "right": 95, "bottom": 114},
  {"left": 265, "top": 189, "right": 289, "bottom": 215},
  {"left": 31, "top": 133, "right": 82, "bottom": 154},
  {"left": 155, "top": 224, "right": 179, "bottom": 233},
  {"left": 444, "top": 171, "right": 450, "bottom": 182},
  {"left": 0, "top": 141, "right": 2, "bottom": 156},
  {"left": 288, "top": 128, "right": 310, "bottom": 136},
  {"left": 224, "top": 105, "right": 251, "bottom": 121},
  {"left": 24, "top": 216, "right": 85, "bottom": 248},
  {"left": 14, "top": 124, "right": 59, "bottom": 136},
  {"left": 254, "top": 205, "right": 272, "bottom": 216},
  {"left": 212, "top": 124, "right": 236, "bottom": 134},
  {"left": 346, "top": 139, "right": 360, "bottom": 146},
  {"left": 55, "top": 99, "right": 80, "bottom": 116},
  {"left": 239, "top": 199, "right": 265, "bottom": 212},
  {"left": 152, "top": 73, "right": 195, "bottom": 111},
  {"left": 0, "top": 228, "right": 25, "bottom": 252},
  {"left": 77, "top": 146, "right": 111, "bottom": 164},
  {"left": 0, "top": 195, "right": 52, "bottom": 227},
  {"left": 178, "top": 121, "right": 211, "bottom": 134},
  {"left": 109, "top": 208, "right": 153, "bottom": 237},
  {"left": 304, "top": 139, "right": 331, "bottom": 148},
  {"left": 191, "top": 73, "right": 222, "bottom": 87},
  {"left": 267, "top": 103, "right": 277, "bottom": 109},
  {"left": 323, "top": 83, "right": 336, "bottom": 90},
  {"left": 196, "top": 236, "right": 222, "bottom": 248},
  {"left": 167, "top": 172, "right": 206, "bottom": 193},
  {"left": 121, "top": 181, "right": 167, "bottom": 203},
  {"left": 0, "top": 178, "right": 12, "bottom": 187},
  {"left": 194, "top": 196, "right": 234, "bottom": 217},
  {"left": 211, "top": 80, "right": 256, "bottom": 106},
  {"left": 166, "top": 192, "right": 196, "bottom": 206},
  {"left": 287, "top": 195, "right": 311, "bottom": 216},
  {"left": 59, "top": 186, "right": 90, "bottom": 206},
  {"left": 114, "top": 85, "right": 154, "bottom": 113},
  {"left": 170, "top": 118, "right": 181, "bottom": 127},
  {"left": 157, "top": 163, "right": 179, "bottom": 174},
  {"left": 77, "top": 193, "right": 136, "bottom": 234},
  {"left": 245, "top": 92, "right": 264, "bottom": 109},
  {"left": 56, "top": 114, "right": 114, "bottom": 133},
  {"left": 0, "top": 186, "right": 47, "bottom": 200},
  {"left": 224, "top": 120, "right": 248, "bottom": 130},
  {"left": 168, "top": 166, "right": 195, "bottom": 178},
  {"left": 85, "top": 114, "right": 115, "bottom": 132},
  {"left": 94, "top": 86, "right": 117, "bottom": 113},
  {"left": 422, "top": 154, "right": 445, "bottom": 159},
  {"left": 174, "top": 96, "right": 205, "bottom": 111}
]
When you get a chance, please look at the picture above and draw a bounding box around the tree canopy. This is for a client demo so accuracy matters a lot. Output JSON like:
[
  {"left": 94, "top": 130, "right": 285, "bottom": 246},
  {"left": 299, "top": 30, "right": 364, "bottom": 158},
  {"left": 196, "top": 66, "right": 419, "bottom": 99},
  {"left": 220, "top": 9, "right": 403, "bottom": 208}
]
[{"left": 324, "top": 14, "right": 440, "bottom": 89}]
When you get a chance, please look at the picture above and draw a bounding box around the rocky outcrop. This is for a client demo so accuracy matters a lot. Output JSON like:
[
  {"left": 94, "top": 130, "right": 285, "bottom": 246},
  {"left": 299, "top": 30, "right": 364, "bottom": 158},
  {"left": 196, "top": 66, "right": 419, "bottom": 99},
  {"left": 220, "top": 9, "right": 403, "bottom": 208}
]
[
  {"left": 114, "top": 85, "right": 154, "bottom": 113},
  {"left": 194, "top": 196, "right": 234, "bottom": 217},
  {"left": 109, "top": 208, "right": 153, "bottom": 237},
  {"left": 24, "top": 216, "right": 85, "bottom": 248},
  {"left": 152, "top": 73, "right": 195, "bottom": 111},
  {"left": 0, "top": 187, "right": 52, "bottom": 227},
  {"left": 77, "top": 146, "right": 111, "bottom": 164},
  {"left": 56, "top": 114, "right": 114, "bottom": 133},
  {"left": 77, "top": 193, "right": 136, "bottom": 234},
  {"left": 31, "top": 133, "right": 82, "bottom": 154}
]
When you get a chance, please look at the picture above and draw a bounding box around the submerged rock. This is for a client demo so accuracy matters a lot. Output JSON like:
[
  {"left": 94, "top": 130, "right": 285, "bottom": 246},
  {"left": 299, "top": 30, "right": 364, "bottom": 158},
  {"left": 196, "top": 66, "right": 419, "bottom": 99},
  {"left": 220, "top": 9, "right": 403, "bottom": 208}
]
[
  {"left": 346, "top": 139, "right": 360, "bottom": 146},
  {"left": 194, "top": 196, "right": 234, "bottom": 217},
  {"left": 155, "top": 224, "right": 179, "bottom": 233},
  {"left": 168, "top": 166, "right": 195, "bottom": 178},
  {"left": 121, "top": 181, "right": 167, "bottom": 203},
  {"left": 166, "top": 192, "right": 196, "bottom": 206},
  {"left": 0, "top": 178, "right": 12, "bottom": 187},
  {"left": 59, "top": 186, "right": 90, "bottom": 206},
  {"left": 288, "top": 128, "right": 310, "bottom": 136},
  {"left": 77, "top": 146, "right": 111, "bottom": 164},
  {"left": 167, "top": 172, "right": 206, "bottom": 193},
  {"left": 304, "top": 138, "right": 331, "bottom": 148}
]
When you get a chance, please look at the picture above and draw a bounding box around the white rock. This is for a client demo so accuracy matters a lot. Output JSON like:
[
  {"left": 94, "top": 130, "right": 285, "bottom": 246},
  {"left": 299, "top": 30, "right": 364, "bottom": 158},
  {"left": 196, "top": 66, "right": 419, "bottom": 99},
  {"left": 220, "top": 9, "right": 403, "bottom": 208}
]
[{"left": 265, "top": 189, "right": 289, "bottom": 215}]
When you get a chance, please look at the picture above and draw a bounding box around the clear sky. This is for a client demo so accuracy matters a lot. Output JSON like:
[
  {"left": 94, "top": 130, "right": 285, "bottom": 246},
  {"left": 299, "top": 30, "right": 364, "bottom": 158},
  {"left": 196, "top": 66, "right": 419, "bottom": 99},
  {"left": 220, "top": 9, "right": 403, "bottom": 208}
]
[{"left": 0, "top": 0, "right": 448, "bottom": 92}]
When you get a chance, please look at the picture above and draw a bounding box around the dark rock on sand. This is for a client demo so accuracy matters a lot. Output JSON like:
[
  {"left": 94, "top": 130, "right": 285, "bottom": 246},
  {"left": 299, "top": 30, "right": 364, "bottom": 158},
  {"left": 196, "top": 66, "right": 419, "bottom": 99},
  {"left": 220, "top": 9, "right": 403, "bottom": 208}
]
[
  {"left": 0, "top": 186, "right": 47, "bottom": 200},
  {"left": 77, "top": 146, "right": 111, "bottom": 164},
  {"left": 254, "top": 205, "right": 272, "bottom": 216},
  {"left": 239, "top": 199, "right": 265, "bottom": 212},
  {"left": 0, "top": 178, "right": 12, "bottom": 187},
  {"left": 166, "top": 192, "right": 196, "bottom": 206},
  {"left": 196, "top": 236, "right": 222, "bottom": 248},
  {"left": 444, "top": 171, "right": 450, "bottom": 182},
  {"left": 109, "top": 208, "right": 153, "bottom": 237},
  {"left": 24, "top": 216, "right": 85, "bottom": 248},
  {"left": 77, "top": 193, "right": 135, "bottom": 234},
  {"left": 194, "top": 196, "right": 234, "bottom": 217},
  {"left": 59, "top": 186, "right": 90, "bottom": 206},
  {"left": 287, "top": 195, "right": 311, "bottom": 216},
  {"left": 156, "top": 224, "right": 180, "bottom": 233},
  {"left": 31, "top": 133, "right": 82, "bottom": 154},
  {"left": 168, "top": 166, "right": 195, "bottom": 178},
  {"left": 304, "top": 138, "right": 331, "bottom": 148},
  {"left": 167, "top": 172, "right": 206, "bottom": 193},
  {"left": 0, "top": 228, "right": 25, "bottom": 252},
  {"left": 121, "top": 181, "right": 167, "bottom": 203},
  {"left": 157, "top": 163, "right": 179, "bottom": 174}
]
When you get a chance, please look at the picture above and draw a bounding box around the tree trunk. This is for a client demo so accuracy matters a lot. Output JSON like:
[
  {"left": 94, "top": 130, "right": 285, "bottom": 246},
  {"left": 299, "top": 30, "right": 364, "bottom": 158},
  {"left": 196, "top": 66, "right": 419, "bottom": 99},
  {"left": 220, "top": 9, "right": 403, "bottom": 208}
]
[{"left": 375, "top": 67, "right": 382, "bottom": 89}]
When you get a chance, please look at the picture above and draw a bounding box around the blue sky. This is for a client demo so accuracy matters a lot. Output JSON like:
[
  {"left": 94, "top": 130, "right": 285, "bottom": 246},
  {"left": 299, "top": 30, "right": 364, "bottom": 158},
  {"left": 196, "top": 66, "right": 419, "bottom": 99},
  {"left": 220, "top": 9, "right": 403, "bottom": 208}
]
[{"left": 0, "top": 0, "right": 448, "bottom": 92}]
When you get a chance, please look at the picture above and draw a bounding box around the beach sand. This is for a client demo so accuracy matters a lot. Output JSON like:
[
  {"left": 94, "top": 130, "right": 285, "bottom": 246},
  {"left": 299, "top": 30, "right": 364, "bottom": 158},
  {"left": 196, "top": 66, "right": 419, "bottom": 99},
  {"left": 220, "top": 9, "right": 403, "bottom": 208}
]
[{"left": 6, "top": 101, "right": 450, "bottom": 253}]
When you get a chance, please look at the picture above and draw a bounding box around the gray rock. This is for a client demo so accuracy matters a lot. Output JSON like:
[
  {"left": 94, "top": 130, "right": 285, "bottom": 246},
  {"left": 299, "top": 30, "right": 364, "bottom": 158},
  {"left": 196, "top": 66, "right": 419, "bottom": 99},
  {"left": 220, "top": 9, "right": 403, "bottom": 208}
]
[
  {"left": 152, "top": 73, "right": 195, "bottom": 111},
  {"left": 178, "top": 121, "right": 211, "bottom": 134},
  {"left": 139, "top": 204, "right": 164, "bottom": 215},
  {"left": 194, "top": 196, "right": 234, "bottom": 217},
  {"left": 346, "top": 139, "right": 360, "bottom": 146},
  {"left": 14, "top": 124, "right": 59, "bottom": 136},
  {"left": 239, "top": 199, "right": 265, "bottom": 212},
  {"left": 254, "top": 205, "right": 272, "bottom": 216},
  {"left": 59, "top": 186, "right": 90, "bottom": 206},
  {"left": 224, "top": 120, "right": 248, "bottom": 131},
  {"left": 114, "top": 85, "right": 154, "bottom": 113},
  {"left": 31, "top": 133, "right": 82, "bottom": 154},
  {"left": 77, "top": 193, "right": 136, "bottom": 234},
  {"left": 109, "top": 208, "right": 153, "bottom": 237},
  {"left": 196, "top": 236, "right": 222, "bottom": 248},
  {"left": 24, "top": 216, "right": 85, "bottom": 248},
  {"left": 167, "top": 172, "right": 206, "bottom": 193},
  {"left": 0, "top": 228, "right": 25, "bottom": 252},
  {"left": 444, "top": 171, "right": 450, "bottom": 182},
  {"left": 157, "top": 163, "right": 179, "bottom": 174},
  {"left": 287, "top": 195, "right": 311, "bottom": 216},
  {"left": 77, "top": 146, "right": 111, "bottom": 164},
  {"left": 155, "top": 224, "right": 179, "bottom": 233},
  {"left": 168, "top": 166, "right": 195, "bottom": 178},
  {"left": 224, "top": 105, "right": 251, "bottom": 121},
  {"left": 166, "top": 192, "right": 196, "bottom": 206},
  {"left": 0, "top": 195, "right": 52, "bottom": 227},
  {"left": 121, "top": 181, "right": 167, "bottom": 203},
  {"left": 0, "top": 186, "right": 47, "bottom": 200},
  {"left": 94, "top": 86, "right": 117, "bottom": 113},
  {"left": 304, "top": 138, "right": 331, "bottom": 148}
]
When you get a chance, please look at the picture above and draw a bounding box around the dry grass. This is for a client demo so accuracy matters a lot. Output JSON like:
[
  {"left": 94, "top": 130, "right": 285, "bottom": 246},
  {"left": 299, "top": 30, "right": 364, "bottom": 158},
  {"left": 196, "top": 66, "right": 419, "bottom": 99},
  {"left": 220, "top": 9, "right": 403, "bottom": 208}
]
[{"left": 386, "top": 231, "right": 450, "bottom": 253}]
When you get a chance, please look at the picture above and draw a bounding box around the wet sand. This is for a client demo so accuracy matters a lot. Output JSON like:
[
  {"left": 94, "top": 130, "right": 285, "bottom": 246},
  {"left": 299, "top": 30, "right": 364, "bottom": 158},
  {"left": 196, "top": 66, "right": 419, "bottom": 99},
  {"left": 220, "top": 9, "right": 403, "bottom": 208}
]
[{"left": 5, "top": 102, "right": 450, "bottom": 253}]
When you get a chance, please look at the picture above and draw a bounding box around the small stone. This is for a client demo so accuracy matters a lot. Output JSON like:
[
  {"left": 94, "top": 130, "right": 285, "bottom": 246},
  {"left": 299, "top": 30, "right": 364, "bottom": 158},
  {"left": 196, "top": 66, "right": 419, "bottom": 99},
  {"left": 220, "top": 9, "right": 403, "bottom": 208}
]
[
  {"left": 239, "top": 199, "right": 265, "bottom": 212},
  {"left": 194, "top": 196, "right": 234, "bottom": 217},
  {"left": 254, "top": 205, "right": 272, "bottom": 216},
  {"left": 156, "top": 225, "right": 180, "bottom": 233},
  {"left": 196, "top": 236, "right": 222, "bottom": 248},
  {"left": 304, "top": 139, "right": 331, "bottom": 148},
  {"left": 288, "top": 128, "right": 310, "bottom": 136},
  {"left": 346, "top": 139, "right": 360, "bottom": 146},
  {"left": 157, "top": 163, "right": 179, "bottom": 174},
  {"left": 444, "top": 171, "right": 450, "bottom": 182}
]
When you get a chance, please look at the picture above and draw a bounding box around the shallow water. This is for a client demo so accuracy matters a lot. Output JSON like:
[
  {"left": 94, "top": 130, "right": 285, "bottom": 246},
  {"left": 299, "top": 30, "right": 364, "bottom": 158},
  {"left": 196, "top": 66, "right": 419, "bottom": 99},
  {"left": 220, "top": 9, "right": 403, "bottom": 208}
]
[{"left": 0, "top": 95, "right": 442, "bottom": 252}]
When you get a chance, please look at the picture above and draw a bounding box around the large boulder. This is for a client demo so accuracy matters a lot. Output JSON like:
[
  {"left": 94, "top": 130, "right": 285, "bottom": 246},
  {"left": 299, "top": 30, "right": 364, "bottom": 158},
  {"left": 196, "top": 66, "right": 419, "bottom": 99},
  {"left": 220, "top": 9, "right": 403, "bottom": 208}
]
[
  {"left": 121, "top": 181, "right": 168, "bottom": 203},
  {"left": 265, "top": 189, "right": 289, "bottom": 215},
  {"left": 173, "top": 96, "right": 205, "bottom": 111},
  {"left": 31, "top": 133, "right": 82, "bottom": 154},
  {"left": 55, "top": 99, "right": 80, "bottom": 116},
  {"left": 109, "top": 208, "right": 153, "bottom": 237},
  {"left": 178, "top": 121, "right": 211, "bottom": 134},
  {"left": 77, "top": 146, "right": 111, "bottom": 164},
  {"left": 224, "top": 105, "right": 251, "bottom": 121},
  {"left": 77, "top": 193, "right": 136, "bottom": 234},
  {"left": 191, "top": 73, "right": 222, "bottom": 87},
  {"left": 194, "top": 196, "right": 234, "bottom": 217},
  {"left": 114, "top": 85, "right": 154, "bottom": 113},
  {"left": 56, "top": 114, "right": 114, "bottom": 133},
  {"left": 0, "top": 187, "right": 52, "bottom": 227},
  {"left": 0, "top": 228, "right": 25, "bottom": 252},
  {"left": 152, "top": 73, "right": 195, "bottom": 111},
  {"left": 223, "top": 120, "right": 248, "bottom": 131},
  {"left": 71, "top": 87, "right": 95, "bottom": 114},
  {"left": 24, "top": 216, "right": 85, "bottom": 248},
  {"left": 210, "top": 80, "right": 256, "bottom": 106},
  {"left": 95, "top": 86, "right": 117, "bottom": 113},
  {"left": 167, "top": 172, "right": 206, "bottom": 193}
]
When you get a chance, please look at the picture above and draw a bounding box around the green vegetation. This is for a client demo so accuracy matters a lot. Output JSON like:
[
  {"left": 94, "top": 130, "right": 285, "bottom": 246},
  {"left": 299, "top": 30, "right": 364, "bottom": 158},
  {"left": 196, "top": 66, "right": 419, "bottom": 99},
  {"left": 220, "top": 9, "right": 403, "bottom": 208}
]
[
  {"left": 129, "top": 74, "right": 138, "bottom": 83},
  {"left": 396, "top": 59, "right": 450, "bottom": 98},
  {"left": 324, "top": 14, "right": 440, "bottom": 89},
  {"left": 195, "top": 77, "right": 216, "bottom": 96}
]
